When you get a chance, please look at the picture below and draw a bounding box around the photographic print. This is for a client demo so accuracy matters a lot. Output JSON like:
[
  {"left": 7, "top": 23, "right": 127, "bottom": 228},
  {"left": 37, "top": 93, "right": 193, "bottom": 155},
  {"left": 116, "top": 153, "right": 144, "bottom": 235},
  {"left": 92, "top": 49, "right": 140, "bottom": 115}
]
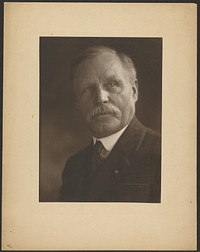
[
  {"left": 39, "top": 37, "right": 162, "bottom": 202},
  {"left": 2, "top": 3, "right": 196, "bottom": 250}
]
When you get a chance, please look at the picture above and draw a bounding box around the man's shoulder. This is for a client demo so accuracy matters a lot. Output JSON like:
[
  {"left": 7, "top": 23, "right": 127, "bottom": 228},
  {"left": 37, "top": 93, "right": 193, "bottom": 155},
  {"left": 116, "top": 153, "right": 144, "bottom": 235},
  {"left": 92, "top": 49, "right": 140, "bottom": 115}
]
[
  {"left": 67, "top": 143, "right": 91, "bottom": 163},
  {"left": 146, "top": 127, "right": 160, "bottom": 137},
  {"left": 139, "top": 126, "right": 161, "bottom": 157},
  {"left": 145, "top": 127, "right": 161, "bottom": 145},
  {"left": 123, "top": 123, "right": 161, "bottom": 175},
  {"left": 62, "top": 144, "right": 91, "bottom": 180},
  {"left": 119, "top": 117, "right": 161, "bottom": 155}
]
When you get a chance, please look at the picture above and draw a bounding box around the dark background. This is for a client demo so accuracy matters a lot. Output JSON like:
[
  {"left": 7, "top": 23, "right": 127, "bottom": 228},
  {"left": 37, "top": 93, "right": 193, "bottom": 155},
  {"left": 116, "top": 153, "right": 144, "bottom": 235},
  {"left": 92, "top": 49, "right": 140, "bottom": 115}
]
[{"left": 39, "top": 37, "right": 162, "bottom": 202}]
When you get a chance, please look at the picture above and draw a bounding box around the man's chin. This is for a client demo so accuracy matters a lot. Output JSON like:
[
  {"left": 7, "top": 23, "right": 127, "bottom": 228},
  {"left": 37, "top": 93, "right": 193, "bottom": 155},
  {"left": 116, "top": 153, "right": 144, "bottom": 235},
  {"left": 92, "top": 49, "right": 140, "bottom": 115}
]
[{"left": 89, "top": 117, "right": 121, "bottom": 138}]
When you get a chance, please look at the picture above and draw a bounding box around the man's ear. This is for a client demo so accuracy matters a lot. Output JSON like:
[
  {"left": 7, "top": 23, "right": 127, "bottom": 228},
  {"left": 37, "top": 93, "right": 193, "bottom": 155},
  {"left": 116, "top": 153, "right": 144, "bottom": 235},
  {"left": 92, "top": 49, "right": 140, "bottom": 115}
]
[{"left": 132, "top": 79, "right": 138, "bottom": 101}]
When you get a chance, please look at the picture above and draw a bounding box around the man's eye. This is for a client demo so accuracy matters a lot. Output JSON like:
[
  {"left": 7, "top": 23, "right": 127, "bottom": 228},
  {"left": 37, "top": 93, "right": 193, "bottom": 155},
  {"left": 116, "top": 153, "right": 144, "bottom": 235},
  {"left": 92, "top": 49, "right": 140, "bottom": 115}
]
[
  {"left": 82, "top": 86, "right": 94, "bottom": 95},
  {"left": 106, "top": 81, "right": 122, "bottom": 92},
  {"left": 108, "top": 81, "right": 117, "bottom": 87}
]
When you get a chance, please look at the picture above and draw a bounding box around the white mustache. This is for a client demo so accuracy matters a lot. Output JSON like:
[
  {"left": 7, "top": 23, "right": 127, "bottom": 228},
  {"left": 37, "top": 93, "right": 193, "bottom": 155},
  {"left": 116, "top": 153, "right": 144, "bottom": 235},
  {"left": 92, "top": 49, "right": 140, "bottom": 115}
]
[{"left": 87, "top": 104, "right": 121, "bottom": 121}]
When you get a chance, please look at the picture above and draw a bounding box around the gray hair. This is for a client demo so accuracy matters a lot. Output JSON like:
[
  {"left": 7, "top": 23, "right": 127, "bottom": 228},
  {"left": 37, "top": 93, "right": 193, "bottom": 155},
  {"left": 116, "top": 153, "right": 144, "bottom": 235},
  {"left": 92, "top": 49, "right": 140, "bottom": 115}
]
[{"left": 70, "top": 45, "right": 137, "bottom": 84}]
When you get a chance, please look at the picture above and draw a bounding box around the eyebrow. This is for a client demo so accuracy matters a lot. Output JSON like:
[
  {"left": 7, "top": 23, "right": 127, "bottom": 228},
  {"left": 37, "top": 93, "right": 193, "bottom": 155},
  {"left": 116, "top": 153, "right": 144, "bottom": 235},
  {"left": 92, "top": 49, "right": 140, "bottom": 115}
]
[
  {"left": 104, "top": 75, "right": 119, "bottom": 80},
  {"left": 104, "top": 76, "right": 123, "bottom": 84}
]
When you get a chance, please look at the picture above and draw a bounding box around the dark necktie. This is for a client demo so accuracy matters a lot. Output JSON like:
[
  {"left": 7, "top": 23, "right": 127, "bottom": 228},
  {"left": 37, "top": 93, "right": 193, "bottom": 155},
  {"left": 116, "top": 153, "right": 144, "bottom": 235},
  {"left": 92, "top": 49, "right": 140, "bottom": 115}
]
[
  {"left": 91, "top": 140, "right": 109, "bottom": 173},
  {"left": 83, "top": 141, "right": 110, "bottom": 196}
]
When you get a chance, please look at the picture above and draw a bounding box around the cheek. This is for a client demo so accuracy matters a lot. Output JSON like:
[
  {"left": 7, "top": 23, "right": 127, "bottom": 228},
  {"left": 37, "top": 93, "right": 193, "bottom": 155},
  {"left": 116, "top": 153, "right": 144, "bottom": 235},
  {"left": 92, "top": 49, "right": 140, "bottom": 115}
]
[
  {"left": 110, "top": 92, "right": 130, "bottom": 110},
  {"left": 77, "top": 97, "right": 92, "bottom": 116},
  {"left": 114, "top": 94, "right": 134, "bottom": 118}
]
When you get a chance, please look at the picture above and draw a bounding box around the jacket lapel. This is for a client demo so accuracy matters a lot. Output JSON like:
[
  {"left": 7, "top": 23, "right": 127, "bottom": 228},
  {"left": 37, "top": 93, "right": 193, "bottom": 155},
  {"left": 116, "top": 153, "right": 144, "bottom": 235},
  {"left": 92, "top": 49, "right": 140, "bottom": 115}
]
[{"left": 84, "top": 116, "right": 147, "bottom": 201}]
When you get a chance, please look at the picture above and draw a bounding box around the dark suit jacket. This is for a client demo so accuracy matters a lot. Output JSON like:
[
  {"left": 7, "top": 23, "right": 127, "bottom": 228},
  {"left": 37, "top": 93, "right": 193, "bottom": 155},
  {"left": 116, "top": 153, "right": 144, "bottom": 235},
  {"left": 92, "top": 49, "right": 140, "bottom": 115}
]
[{"left": 60, "top": 117, "right": 161, "bottom": 202}]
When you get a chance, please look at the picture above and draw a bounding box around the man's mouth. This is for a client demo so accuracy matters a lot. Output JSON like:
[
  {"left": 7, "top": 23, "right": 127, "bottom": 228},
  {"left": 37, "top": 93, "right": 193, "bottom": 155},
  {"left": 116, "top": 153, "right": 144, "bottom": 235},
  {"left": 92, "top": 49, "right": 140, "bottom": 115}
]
[{"left": 94, "top": 112, "right": 113, "bottom": 117}]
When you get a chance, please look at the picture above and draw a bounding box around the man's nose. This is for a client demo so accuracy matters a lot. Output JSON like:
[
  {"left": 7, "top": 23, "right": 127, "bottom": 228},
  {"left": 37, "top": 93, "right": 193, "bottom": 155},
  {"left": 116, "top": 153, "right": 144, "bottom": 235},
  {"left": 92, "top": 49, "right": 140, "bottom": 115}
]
[{"left": 96, "top": 86, "right": 109, "bottom": 104}]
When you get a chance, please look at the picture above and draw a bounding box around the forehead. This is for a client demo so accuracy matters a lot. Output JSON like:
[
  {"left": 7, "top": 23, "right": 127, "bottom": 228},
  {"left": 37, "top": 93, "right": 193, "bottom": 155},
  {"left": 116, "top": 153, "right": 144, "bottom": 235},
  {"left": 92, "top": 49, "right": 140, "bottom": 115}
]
[{"left": 73, "top": 52, "right": 127, "bottom": 84}]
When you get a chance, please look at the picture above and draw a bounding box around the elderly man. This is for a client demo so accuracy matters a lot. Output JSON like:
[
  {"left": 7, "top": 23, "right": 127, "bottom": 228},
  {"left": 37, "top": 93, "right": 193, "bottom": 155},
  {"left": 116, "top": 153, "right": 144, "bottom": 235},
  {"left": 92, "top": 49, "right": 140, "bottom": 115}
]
[{"left": 60, "top": 46, "right": 161, "bottom": 202}]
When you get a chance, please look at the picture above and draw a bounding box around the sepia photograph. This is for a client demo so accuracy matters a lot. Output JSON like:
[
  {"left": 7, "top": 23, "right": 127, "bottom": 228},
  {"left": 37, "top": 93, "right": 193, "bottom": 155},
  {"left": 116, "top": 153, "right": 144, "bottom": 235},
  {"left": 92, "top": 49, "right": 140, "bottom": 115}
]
[
  {"left": 39, "top": 37, "right": 162, "bottom": 202},
  {"left": 2, "top": 3, "right": 196, "bottom": 250}
]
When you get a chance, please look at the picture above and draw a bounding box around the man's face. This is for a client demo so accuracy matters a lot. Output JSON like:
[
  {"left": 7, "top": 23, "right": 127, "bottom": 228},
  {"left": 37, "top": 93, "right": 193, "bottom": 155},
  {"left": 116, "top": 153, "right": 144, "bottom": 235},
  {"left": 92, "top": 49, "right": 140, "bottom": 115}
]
[{"left": 73, "top": 52, "right": 138, "bottom": 138}]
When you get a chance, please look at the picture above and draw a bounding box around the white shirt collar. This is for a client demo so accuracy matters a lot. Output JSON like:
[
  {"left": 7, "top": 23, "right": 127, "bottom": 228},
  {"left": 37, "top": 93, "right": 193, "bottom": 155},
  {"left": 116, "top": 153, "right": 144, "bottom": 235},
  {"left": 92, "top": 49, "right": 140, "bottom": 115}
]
[{"left": 93, "top": 124, "right": 128, "bottom": 151}]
